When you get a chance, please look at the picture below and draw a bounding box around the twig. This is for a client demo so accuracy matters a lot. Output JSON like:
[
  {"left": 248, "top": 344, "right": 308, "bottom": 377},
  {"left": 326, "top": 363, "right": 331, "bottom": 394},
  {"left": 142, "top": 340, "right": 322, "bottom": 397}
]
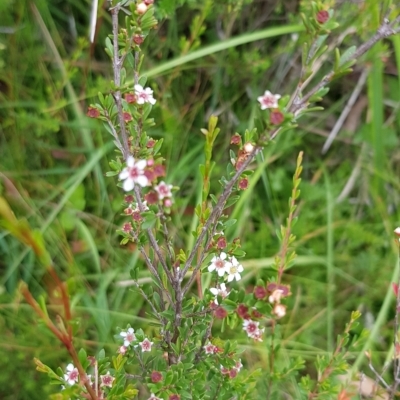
[
  {"left": 321, "top": 67, "right": 369, "bottom": 154},
  {"left": 110, "top": 5, "right": 129, "bottom": 159},
  {"left": 181, "top": 146, "right": 261, "bottom": 295}
]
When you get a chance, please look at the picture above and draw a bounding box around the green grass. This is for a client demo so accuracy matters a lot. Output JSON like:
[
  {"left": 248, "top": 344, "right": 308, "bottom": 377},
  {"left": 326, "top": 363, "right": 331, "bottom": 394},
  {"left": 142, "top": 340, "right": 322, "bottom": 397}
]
[{"left": 1, "top": 0, "right": 400, "bottom": 398}]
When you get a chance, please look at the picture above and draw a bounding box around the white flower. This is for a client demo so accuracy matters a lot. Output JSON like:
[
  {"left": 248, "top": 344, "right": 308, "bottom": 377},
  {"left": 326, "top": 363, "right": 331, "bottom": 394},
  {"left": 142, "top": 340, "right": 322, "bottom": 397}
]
[
  {"left": 257, "top": 90, "right": 281, "bottom": 110},
  {"left": 226, "top": 256, "right": 244, "bottom": 282},
  {"left": 134, "top": 84, "right": 156, "bottom": 105},
  {"left": 148, "top": 394, "right": 162, "bottom": 400},
  {"left": 268, "top": 289, "right": 284, "bottom": 304},
  {"left": 155, "top": 181, "right": 173, "bottom": 199},
  {"left": 64, "top": 363, "right": 79, "bottom": 385},
  {"left": 100, "top": 371, "right": 115, "bottom": 388},
  {"left": 209, "top": 283, "right": 230, "bottom": 304},
  {"left": 235, "top": 359, "right": 243, "bottom": 371},
  {"left": 119, "top": 156, "right": 148, "bottom": 191},
  {"left": 120, "top": 327, "right": 136, "bottom": 347},
  {"left": 203, "top": 342, "right": 216, "bottom": 355},
  {"left": 139, "top": 338, "right": 153, "bottom": 352},
  {"left": 208, "top": 252, "right": 231, "bottom": 277},
  {"left": 273, "top": 304, "right": 287, "bottom": 319},
  {"left": 251, "top": 327, "right": 265, "bottom": 342},
  {"left": 395, "top": 227, "right": 400, "bottom": 237},
  {"left": 243, "top": 320, "right": 264, "bottom": 341}
]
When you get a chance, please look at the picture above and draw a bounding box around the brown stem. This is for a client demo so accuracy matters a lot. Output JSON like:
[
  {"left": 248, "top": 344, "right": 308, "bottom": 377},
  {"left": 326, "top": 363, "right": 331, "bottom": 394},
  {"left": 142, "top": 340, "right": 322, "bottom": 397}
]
[{"left": 182, "top": 146, "right": 261, "bottom": 296}]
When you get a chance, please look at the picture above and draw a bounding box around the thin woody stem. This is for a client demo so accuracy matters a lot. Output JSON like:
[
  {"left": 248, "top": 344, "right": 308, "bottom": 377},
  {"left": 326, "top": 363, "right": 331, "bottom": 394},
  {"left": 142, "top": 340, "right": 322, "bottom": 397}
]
[
  {"left": 271, "top": 15, "right": 400, "bottom": 140},
  {"left": 182, "top": 146, "right": 260, "bottom": 296},
  {"left": 111, "top": 6, "right": 129, "bottom": 159}
]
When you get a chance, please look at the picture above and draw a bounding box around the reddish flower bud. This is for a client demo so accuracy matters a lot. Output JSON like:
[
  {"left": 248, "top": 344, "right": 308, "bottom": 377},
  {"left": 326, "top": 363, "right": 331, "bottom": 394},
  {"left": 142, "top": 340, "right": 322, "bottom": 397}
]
[
  {"left": 230, "top": 133, "right": 241, "bottom": 145},
  {"left": 254, "top": 286, "right": 267, "bottom": 299},
  {"left": 229, "top": 369, "right": 238, "bottom": 379},
  {"left": 147, "top": 139, "right": 156, "bottom": 148},
  {"left": 125, "top": 93, "right": 136, "bottom": 103},
  {"left": 122, "top": 222, "right": 133, "bottom": 233},
  {"left": 123, "top": 112, "right": 133, "bottom": 122},
  {"left": 270, "top": 110, "right": 284, "bottom": 125},
  {"left": 133, "top": 35, "right": 144, "bottom": 45},
  {"left": 236, "top": 304, "right": 249, "bottom": 319},
  {"left": 124, "top": 195, "right": 134, "bottom": 203},
  {"left": 214, "top": 306, "right": 228, "bottom": 319},
  {"left": 151, "top": 371, "right": 163, "bottom": 383},
  {"left": 238, "top": 177, "right": 248, "bottom": 190},
  {"left": 144, "top": 169, "right": 156, "bottom": 182},
  {"left": 132, "top": 211, "right": 142, "bottom": 222},
  {"left": 144, "top": 191, "right": 158, "bottom": 205},
  {"left": 124, "top": 206, "right": 134, "bottom": 215},
  {"left": 316, "top": 10, "right": 329, "bottom": 24},
  {"left": 169, "top": 395, "right": 180, "bottom": 400},
  {"left": 154, "top": 164, "right": 166, "bottom": 177},
  {"left": 144, "top": 0, "right": 154, "bottom": 4},
  {"left": 87, "top": 106, "right": 100, "bottom": 118},
  {"left": 217, "top": 236, "right": 227, "bottom": 249}
]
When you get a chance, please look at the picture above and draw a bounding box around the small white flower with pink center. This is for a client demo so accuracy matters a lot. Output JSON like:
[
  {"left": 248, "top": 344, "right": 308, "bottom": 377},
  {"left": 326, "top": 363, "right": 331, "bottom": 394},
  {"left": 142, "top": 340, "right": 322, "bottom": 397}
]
[
  {"left": 257, "top": 90, "right": 281, "bottom": 110},
  {"left": 208, "top": 252, "right": 231, "bottom": 277},
  {"left": 243, "top": 319, "right": 259, "bottom": 337},
  {"left": 220, "top": 365, "right": 230, "bottom": 375},
  {"left": 226, "top": 256, "right": 244, "bottom": 282},
  {"left": 132, "top": 201, "right": 149, "bottom": 212},
  {"left": 134, "top": 84, "right": 156, "bottom": 105},
  {"left": 120, "top": 327, "right": 136, "bottom": 347},
  {"left": 100, "top": 371, "right": 115, "bottom": 388},
  {"left": 118, "top": 345, "right": 128, "bottom": 355},
  {"left": 235, "top": 359, "right": 243, "bottom": 371},
  {"left": 139, "top": 338, "right": 153, "bottom": 352},
  {"left": 204, "top": 342, "right": 217, "bottom": 355},
  {"left": 209, "top": 283, "right": 230, "bottom": 304},
  {"left": 251, "top": 328, "right": 265, "bottom": 342},
  {"left": 64, "top": 363, "right": 79, "bottom": 385},
  {"left": 155, "top": 181, "right": 173, "bottom": 200},
  {"left": 119, "top": 156, "right": 149, "bottom": 191},
  {"left": 148, "top": 394, "right": 162, "bottom": 400}
]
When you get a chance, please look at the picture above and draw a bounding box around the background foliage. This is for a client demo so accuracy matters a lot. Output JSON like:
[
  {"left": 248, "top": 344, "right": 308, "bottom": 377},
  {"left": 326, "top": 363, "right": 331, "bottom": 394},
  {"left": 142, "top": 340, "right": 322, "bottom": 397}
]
[{"left": 1, "top": 0, "right": 400, "bottom": 398}]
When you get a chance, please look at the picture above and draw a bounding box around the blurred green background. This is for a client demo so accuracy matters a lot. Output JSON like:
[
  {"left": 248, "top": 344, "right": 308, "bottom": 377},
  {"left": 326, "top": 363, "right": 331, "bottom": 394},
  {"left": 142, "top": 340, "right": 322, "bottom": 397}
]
[{"left": 1, "top": 0, "right": 400, "bottom": 398}]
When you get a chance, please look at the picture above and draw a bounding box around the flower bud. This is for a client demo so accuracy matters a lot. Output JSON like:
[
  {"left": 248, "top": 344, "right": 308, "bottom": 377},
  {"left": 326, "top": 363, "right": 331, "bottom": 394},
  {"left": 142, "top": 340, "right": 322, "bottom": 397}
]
[
  {"left": 136, "top": 2, "right": 148, "bottom": 14},
  {"left": 243, "top": 142, "right": 254, "bottom": 154},
  {"left": 316, "top": 10, "right": 329, "bottom": 24},
  {"left": 270, "top": 110, "right": 284, "bottom": 125}
]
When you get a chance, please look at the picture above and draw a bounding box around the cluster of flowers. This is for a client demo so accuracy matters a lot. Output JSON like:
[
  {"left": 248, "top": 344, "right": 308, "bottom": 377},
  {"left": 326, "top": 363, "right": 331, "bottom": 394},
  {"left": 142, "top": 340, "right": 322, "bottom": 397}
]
[
  {"left": 119, "top": 327, "right": 153, "bottom": 355},
  {"left": 63, "top": 364, "right": 114, "bottom": 390},
  {"left": 119, "top": 157, "right": 172, "bottom": 203},
  {"left": 208, "top": 252, "right": 244, "bottom": 282},
  {"left": 203, "top": 342, "right": 243, "bottom": 379}
]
